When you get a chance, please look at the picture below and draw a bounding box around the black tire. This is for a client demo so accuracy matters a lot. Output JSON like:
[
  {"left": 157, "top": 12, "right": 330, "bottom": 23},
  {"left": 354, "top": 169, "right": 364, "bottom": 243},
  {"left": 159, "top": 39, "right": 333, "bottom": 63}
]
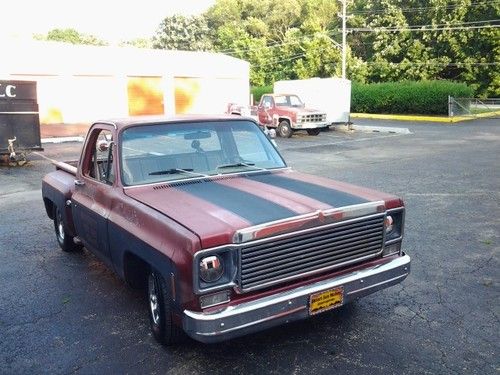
[
  {"left": 148, "top": 271, "right": 183, "bottom": 345},
  {"left": 277, "top": 120, "right": 293, "bottom": 138},
  {"left": 307, "top": 129, "right": 321, "bottom": 136},
  {"left": 54, "top": 206, "right": 82, "bottom": 252}
]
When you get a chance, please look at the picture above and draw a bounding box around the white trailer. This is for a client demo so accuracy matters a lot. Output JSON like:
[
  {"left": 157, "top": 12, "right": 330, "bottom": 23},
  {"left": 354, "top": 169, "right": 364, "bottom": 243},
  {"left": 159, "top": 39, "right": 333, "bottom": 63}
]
[{"left": 274, "top": 77, "right": 351, "bottom": 124}]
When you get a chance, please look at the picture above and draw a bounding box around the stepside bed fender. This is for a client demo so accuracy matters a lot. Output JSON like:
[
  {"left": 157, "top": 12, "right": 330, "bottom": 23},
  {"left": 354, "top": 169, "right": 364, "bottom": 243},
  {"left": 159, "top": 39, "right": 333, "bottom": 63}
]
[{"left": 42, "top": 170, "right": 77, "bottom": 237}]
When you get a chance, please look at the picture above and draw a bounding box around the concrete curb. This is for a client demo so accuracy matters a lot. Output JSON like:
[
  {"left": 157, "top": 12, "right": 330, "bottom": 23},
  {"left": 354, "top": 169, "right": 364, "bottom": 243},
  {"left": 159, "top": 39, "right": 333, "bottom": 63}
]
[
  {"left": 333, "top": 124, "right": 411, "bottom": 134},
  {"left": 351, "top": 124, "right": 412, "bottom": 134},
  {"left": 41, "top": 136, "right": 85, "bottom": 144},
  {"left": 351, "top": 111, "right": 500, "bottom": 123}
]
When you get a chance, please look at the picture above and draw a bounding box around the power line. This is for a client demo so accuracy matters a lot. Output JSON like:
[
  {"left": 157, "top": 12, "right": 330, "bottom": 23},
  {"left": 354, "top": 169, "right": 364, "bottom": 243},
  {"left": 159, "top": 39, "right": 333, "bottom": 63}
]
[
  {"left": 350, "top": 24, "right": 499, "bottom": 32},
  {"left": 351, "top": 1, "right": 498, "bottom": 15},
  {"left": 217, "top": 31, "right": 341, "bottom": 56},
  {"left": 361, "top": 19, "right": 499, "bottom": 29},
  {"left": 252, "top": 53, "right": 307, "bottom": 68},
  {"left": 217, "top": 39, "right": 286, "bottom": 54},
  {"left": 215, "top": 21, "right": 497, "bottom": 56},
  {"left": 359, "top": 61, "right": 499, "bottom": 66},
  {"left": 252, "top": 58, "right": 499, "bottom": 70}
]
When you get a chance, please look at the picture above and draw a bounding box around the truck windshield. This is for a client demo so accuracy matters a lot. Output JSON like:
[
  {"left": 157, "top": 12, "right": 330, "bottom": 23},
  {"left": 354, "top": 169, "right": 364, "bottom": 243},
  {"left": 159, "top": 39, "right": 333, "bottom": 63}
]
[
  {"left": 274, "top": 95, "right": 303, "bottom": 107},
  {"left": 120, "top": 120, "right": 286, "bottom": 186}
]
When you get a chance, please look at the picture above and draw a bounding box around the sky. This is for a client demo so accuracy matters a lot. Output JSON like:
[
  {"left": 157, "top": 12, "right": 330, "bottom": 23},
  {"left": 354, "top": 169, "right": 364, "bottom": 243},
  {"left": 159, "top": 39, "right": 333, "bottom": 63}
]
[{"left": 2, "top": 0, "right": 216, "bottom": 42}]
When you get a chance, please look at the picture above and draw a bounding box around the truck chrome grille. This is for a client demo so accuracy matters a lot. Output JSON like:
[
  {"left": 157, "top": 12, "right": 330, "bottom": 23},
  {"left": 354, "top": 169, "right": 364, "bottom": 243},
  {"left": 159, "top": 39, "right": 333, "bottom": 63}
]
[
  {"left": 239, "top": 214, "right": 385, "bottom": 292},
  {"left": 299, "top": 114, "right": 326, "bottom": 123}
]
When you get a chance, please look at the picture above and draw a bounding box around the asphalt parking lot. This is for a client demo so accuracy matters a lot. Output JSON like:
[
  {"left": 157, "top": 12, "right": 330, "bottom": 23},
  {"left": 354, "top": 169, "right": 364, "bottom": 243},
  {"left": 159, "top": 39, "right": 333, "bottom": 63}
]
[{"left": 1, "top": 118, "right": 498, "bottom": 374}]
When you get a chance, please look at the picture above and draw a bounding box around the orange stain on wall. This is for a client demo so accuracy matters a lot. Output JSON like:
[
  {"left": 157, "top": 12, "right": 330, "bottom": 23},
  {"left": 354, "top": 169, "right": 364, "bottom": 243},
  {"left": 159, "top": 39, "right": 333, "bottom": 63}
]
[
  {"left": 174, "top": 78, "right": 200, "bottom": 114},
  {"left": 127, "top": 77, "right": 164, "bottom": 116},
  {"left": 41, "top": 107, "right": 64, "bottom": 124}
]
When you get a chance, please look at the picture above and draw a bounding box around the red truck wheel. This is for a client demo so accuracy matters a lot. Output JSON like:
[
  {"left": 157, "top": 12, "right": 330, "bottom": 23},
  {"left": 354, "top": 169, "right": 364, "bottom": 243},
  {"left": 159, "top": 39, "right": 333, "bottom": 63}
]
[
  {"left": 148, "top": 271, "right": 183, "bottom": 345},
  {"left": 53, "top": 206, "right": 82, "bottom": 252},
  {"left": 278, "top": 120, "right": 293, "bottom": 138}
]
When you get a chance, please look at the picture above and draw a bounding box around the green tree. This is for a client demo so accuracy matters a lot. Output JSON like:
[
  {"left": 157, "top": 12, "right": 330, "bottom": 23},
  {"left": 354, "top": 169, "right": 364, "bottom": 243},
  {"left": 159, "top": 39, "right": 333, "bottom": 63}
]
[
  {"left": 349, "top": 0, "right": 499, "bottom": 95},
  {"left": 35, "top": 28, "right": 107, "bottom": 46},
  {"left": 153, "top": 15, "right": 212, "bottom": 51},
  {"left": 199, "top": 0, "right": 497, "bottom": 95}
]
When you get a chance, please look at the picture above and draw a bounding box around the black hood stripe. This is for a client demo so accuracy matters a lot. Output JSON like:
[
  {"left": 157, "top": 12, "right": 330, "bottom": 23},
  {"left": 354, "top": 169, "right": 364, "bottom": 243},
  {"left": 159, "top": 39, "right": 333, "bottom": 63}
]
[
  {"left": 246, "top": 173, "right": 369, "bottom": 207},
  {"left": 174, "top": 181, "right": 297, "bottom": 225}
]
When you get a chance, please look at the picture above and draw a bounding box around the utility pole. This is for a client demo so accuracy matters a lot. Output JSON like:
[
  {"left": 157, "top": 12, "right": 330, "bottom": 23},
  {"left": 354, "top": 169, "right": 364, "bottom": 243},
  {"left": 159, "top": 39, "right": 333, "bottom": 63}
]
[{"left": 339, "top": 0, "right": 348, "bottom": 80}]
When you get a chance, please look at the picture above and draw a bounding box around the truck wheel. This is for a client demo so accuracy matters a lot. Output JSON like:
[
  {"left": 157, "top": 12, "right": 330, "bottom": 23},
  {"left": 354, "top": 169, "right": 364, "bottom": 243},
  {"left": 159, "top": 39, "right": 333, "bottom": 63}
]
[
  {"left": 53, "top": 206, "right": 82, "bottom": 252},
  {"left": 307, "top": 129, "right": 321, "bottom": 136},
  {"left": 277, "top": 120, "right": 293, "bottom": 138},
  {"left": 148, "top": 270, "right": 183, "bottom": 345}
]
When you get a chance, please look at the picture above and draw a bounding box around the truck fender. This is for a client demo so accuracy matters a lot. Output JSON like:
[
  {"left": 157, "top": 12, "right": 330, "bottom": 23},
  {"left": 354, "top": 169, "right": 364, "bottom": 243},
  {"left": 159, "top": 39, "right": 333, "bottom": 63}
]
[
  {"left": 42, "top": 171, "right": 77, "bottom": 237},
  {"left": 277, "top": 115, "right": 293, "bottom": 127},
  {"left": 108, "top": 222, "right": 187, "bottom": 314}
]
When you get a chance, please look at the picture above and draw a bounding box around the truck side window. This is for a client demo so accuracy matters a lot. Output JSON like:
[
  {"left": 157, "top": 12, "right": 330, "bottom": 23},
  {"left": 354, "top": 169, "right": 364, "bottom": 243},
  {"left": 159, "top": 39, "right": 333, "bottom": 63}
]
[
  {"left": 261, "top": 96, "right": 273, "bottom": 108},
  {"left": 86, "top": 130, "right": 114, "bottom": 184}
]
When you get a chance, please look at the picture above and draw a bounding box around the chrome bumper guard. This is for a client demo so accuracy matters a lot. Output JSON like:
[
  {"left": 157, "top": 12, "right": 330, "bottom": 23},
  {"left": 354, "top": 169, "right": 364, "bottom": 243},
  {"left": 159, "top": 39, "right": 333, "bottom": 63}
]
[
  {"left": 296, "top": 122, "right": 329, "bottom": 129},
  {"left": 183, "top": 254, "right": 410, "bottom": 343}
]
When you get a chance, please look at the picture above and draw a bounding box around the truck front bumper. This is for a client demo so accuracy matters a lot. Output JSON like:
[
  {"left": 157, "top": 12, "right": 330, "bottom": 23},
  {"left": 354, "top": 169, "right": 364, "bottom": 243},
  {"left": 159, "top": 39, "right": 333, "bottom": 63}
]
[
  {"left": 295, "top": 121, "right": 330, "bottom": 129},
  {"left": 183, "top": 254, "right": 410, "bottom": 343}
]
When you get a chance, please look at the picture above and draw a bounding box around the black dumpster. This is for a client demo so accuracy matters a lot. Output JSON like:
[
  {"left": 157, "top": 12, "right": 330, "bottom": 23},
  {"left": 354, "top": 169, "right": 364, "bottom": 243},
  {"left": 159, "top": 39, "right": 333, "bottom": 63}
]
[{"left": 0, "top": 80, "right": 43, "bottom": 158}]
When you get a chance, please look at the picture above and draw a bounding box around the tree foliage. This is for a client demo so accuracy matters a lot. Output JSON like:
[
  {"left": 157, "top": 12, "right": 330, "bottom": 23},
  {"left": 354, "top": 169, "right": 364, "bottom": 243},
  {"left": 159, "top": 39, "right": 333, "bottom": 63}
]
[
  {"left": 181, "top": 0, "right": 497, "bottom": 96},
  {"left": 152, "top": 15, "right": 212, "bottom": 51},
  {"left": 35, "top": 28, "right": 107, "bottom": 46}
]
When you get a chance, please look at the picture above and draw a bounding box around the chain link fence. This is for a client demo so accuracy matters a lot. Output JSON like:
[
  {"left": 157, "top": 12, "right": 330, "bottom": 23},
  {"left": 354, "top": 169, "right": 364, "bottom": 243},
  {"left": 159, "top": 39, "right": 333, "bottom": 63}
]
[{"left": 448, "top": 97, "right": 500, "bottom": 118}]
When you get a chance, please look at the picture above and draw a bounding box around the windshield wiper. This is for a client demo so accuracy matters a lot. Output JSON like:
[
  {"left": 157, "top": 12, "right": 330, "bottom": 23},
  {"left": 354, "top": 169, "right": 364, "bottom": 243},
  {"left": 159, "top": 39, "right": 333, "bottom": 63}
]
[
  {"left": 149, "top": 168, "right": 208, "bottom": 177},
  {"left": 216, "top": 162, "right": 266, "bottom": 171}
]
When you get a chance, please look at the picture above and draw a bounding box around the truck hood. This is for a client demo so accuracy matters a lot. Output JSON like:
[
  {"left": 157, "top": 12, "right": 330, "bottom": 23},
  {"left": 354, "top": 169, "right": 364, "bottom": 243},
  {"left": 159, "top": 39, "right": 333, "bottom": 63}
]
[
  {"left": 280, "top": 107, "right": 325, "bottom": 115},
  {"left": 124, "top": 170, "right": 402, "bottom": 249}
]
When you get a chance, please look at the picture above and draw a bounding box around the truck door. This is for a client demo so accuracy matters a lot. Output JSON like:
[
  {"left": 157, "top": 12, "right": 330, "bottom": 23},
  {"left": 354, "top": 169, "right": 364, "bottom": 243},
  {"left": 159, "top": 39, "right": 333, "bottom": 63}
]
[
  {"left": 72, "top": 125, "right": 116, "bottom": 265},
  {"left": 258, "top": 96, "right": 274, "bottom": 126}
]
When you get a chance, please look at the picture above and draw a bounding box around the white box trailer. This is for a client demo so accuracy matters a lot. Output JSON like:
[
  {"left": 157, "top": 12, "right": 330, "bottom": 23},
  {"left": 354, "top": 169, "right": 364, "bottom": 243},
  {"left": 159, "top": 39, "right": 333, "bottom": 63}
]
[{"left": 274, "top": 77, "right": 351, "bottom": 124}]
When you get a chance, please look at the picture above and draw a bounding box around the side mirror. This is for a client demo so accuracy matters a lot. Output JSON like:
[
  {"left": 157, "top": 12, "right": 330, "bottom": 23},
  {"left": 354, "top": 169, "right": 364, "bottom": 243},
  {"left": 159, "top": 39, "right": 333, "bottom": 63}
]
[{"left": 97, "top": 140, "right": 110, "bottom": 152}]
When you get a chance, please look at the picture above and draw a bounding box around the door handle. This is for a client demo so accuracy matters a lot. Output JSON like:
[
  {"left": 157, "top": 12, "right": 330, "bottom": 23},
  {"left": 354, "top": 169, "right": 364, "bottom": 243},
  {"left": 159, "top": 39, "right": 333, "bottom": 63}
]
[{"left": 74, "top": 179, "right": 85, "bottom": 186}]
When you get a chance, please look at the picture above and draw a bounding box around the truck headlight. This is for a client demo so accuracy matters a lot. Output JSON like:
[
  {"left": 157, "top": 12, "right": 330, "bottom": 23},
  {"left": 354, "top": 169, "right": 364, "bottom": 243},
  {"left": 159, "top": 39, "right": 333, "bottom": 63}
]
[
  {"left": 384, "top": 215, "right": 394, "bottom": 234},
  {"left": 384, "top": 209, "right": 404, "bottom": 242},
  {"left": 199, "top": 255, "right": 224, "bottom": 283}
]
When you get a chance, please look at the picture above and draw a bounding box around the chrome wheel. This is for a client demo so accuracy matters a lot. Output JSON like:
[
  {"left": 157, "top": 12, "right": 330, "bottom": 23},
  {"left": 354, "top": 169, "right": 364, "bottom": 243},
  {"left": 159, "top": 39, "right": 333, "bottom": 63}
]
[
  {"left": 149, "top": 274, "right": 160, "bottom": 325},
  {"left": 53, "top": 205, "right": 81, "bottom": 252},
  {"left": 278, "top": 121, "right": 293, "bottom": 138},
  {"left": 56, "top": 209, "right": 65, "bottom": 242},
  {"left": 147, "top": 270, "right": 182, "bottom": 345}
]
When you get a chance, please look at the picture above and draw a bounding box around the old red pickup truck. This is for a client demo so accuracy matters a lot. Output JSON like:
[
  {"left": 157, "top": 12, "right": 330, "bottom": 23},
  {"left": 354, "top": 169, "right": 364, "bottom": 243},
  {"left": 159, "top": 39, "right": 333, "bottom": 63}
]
[
  {"left": 257, "top": 93, "right": 329, "bottom": 137},
  {"left": 42, "top": 116, "right": 410, "bottom": 345}
]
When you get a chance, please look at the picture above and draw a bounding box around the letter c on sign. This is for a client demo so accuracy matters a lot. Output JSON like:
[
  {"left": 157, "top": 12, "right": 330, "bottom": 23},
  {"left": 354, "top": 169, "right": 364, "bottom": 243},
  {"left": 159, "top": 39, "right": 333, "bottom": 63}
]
[{"left": 6, "top": 85, "right": 16, "bottom": 98}]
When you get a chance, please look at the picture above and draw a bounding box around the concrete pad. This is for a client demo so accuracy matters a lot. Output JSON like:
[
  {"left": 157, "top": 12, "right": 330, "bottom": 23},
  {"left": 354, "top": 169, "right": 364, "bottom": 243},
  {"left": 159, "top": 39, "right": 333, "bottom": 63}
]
[
  {"left": 351, "top": 124, "right": 412, "bottom": 134},
  {"left": 41, "top": 136, "right": 85, "bottom": 144}
]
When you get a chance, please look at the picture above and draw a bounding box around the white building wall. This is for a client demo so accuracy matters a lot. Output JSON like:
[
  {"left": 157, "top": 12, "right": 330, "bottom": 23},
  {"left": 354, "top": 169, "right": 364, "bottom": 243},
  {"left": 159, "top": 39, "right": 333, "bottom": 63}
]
[{"left": 0, "top": 39, "right": 250, "bottom": 124}]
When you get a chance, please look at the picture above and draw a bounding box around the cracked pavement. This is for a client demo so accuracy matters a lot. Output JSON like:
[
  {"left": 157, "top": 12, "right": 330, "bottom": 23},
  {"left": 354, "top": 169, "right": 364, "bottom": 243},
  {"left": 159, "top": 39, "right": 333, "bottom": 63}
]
[{"left": 0, "top": 118, "right": 498, "bottom": 374}]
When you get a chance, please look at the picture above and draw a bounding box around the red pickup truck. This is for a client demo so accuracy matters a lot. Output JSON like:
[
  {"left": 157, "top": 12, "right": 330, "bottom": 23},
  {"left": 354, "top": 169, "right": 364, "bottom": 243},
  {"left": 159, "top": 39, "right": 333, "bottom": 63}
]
[
  {"left": 42, "top": 116, "right": 410, "bottom": 345},
  {"left": 257, "top": 94, "right": 329, "bottom": 137}
]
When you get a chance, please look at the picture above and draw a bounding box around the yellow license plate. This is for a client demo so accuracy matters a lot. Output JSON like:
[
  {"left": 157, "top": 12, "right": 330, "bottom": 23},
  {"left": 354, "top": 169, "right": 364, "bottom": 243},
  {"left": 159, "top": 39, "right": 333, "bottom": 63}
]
[{"left": 309, "top": 287, "right": 344, "bottom": 315}]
